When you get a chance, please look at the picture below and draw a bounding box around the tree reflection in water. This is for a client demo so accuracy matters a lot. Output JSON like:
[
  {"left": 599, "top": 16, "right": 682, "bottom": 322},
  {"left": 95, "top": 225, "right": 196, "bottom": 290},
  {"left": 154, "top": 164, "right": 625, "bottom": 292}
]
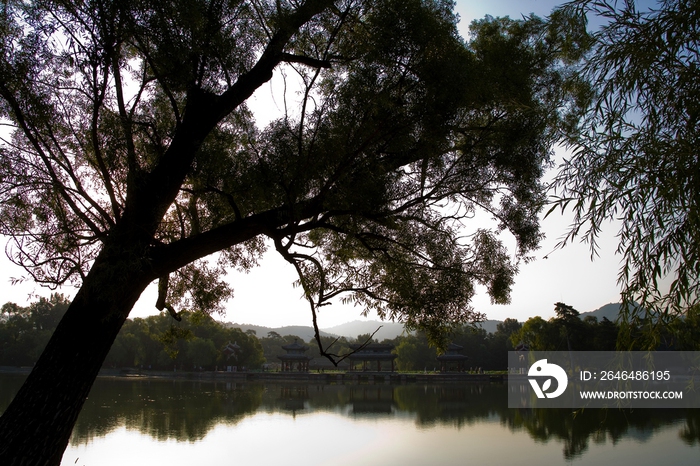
[
  {"left": 70, "top": 378, "right": 265, "bottom": 444},
  {"left": 1, "top": 374, "right": 698, "bottom": 459}
]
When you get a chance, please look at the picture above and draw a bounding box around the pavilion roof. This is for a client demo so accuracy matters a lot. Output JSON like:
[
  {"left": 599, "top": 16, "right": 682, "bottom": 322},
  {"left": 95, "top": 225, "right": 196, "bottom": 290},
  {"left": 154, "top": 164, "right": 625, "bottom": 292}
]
[
  {"left": 222, "top": 341, "right": 241, "bottom": 355},
  {"left": 281, "top": 340, "right": 309, "bottom": 351}
]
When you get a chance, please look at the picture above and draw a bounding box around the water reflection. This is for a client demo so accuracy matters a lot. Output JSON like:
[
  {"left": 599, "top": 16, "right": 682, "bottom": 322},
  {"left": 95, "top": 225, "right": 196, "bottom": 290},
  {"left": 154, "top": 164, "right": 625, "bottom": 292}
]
[
  {"left": 72, "top": 379, "right": 264, "bottom": 443},
  {"left": 1, "top": 374, "right": 698, "bottom": 462}
]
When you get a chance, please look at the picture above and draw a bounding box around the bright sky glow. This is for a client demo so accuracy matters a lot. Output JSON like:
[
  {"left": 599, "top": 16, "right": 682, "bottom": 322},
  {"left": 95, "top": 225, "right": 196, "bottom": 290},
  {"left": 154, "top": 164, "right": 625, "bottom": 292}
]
[{"left": 0, "top": 0, "right": 663, "bottom": 329}]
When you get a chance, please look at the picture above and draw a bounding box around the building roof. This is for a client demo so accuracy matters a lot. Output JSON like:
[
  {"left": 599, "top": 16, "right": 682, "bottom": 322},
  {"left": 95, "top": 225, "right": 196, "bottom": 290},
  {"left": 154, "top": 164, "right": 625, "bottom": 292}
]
[
  {"left": 437, "top": 342, "right": 468, "bottom": 361},
  {"left": 281, "top": 340, "right": 309, "bottom": 352},
  {"left": 222, "top": 341, "right": 241, "bottom": 355}
]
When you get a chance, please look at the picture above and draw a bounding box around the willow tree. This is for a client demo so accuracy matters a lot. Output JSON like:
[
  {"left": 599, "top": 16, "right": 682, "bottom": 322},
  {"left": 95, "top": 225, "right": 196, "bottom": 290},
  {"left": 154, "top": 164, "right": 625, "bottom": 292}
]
[
  {"left": 550, "top": 0, "right": 700, "bottom": 336},
  {"left": 0, "top": 0, "right": 582, "bottom": 463}
]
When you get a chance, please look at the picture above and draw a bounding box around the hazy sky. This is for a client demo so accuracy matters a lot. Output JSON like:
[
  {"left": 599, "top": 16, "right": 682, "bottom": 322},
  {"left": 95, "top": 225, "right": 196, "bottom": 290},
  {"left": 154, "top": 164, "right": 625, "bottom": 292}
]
[{"left": 0, "top": 0, "right": 661, "bottom": 328}]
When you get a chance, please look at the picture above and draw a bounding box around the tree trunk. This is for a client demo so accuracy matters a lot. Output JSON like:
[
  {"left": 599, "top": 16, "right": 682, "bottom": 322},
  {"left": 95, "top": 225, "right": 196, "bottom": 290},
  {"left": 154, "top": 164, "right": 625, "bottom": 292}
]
[{"left": 0, "top": 248, "right": 154, "bottom": 466}]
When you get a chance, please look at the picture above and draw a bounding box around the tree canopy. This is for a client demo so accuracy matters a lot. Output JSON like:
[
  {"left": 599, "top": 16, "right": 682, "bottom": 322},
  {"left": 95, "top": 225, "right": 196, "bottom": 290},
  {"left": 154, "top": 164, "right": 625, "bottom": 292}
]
[
  {"left": 550, "top": 0, "right": 700, "bottom": 326},
  {"left": 0, "top": 0, "right": 581, "bottom": 344},
  {"left": 0, "top": 0, "right": 584, "bottom": 463}
]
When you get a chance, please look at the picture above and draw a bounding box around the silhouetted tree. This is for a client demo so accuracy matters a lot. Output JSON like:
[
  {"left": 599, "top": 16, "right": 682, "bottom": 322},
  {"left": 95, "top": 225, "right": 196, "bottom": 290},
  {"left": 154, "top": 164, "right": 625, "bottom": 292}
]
[{"left": 0, "top": 1, "right": 586, "bottom": 462}]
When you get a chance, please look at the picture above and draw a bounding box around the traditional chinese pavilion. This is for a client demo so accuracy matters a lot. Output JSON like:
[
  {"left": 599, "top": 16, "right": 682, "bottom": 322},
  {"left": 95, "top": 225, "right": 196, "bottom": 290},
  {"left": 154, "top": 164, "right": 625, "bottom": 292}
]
[
  {"left": 222, "top": 341, "right": 241, "bottom": 359},
  {"left": 347, "top": 343, "right": 397, "bottom": 372},
  {"left": 278, "top": 339, "right": 313, "bottom": 372},
  {"left": 222, "top": 341, "right": 241, "bottom": 371},
  {"left": 437, "top": 343, "right": 468, "bottom": 372}
]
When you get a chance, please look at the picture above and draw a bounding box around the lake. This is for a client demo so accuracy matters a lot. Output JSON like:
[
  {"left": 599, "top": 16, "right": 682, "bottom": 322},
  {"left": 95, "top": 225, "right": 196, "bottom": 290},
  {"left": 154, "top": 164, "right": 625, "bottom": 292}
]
[{"left": 1, "top": 374, "right": 699, "bottom": 465}]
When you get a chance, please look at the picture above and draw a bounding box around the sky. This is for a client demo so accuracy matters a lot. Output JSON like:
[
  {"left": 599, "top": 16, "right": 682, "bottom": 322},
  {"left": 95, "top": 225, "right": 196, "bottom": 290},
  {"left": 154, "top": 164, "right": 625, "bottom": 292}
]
[{"left": 0, "top": 0, "right": 660, "bottom": 328}]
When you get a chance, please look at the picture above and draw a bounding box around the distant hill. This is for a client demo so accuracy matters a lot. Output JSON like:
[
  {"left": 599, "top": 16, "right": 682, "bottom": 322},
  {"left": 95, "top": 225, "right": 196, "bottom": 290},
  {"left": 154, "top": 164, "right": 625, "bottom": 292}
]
[
  {"left": 469, "top": 309, "right": 622, "bottom": 334},
  {"left": 579, "top": 303, "right": 621, "bottom": 321},
  {"left": 469, "top": 303, "right": 627, "bottom": 332},
  {"left": 223, "top": 320, "right": 408, "bottom": 341},
  {"left": 223, "top": 303, "right": 630, "bottom": 341},
  {"left": 579, "top": 302, "right": 643, "bottom": 322},
  {"left": 222, "top": 323, "right": 334, "bottom": 342},
  {"left": 476, "top": 320, "right": 500, "bottom": 333},
  {"left": 325, "top": 318, "right": 508, "bottom": 337},
  {"left": 321, "top": 320, "right": 408, "bottom": 341}
]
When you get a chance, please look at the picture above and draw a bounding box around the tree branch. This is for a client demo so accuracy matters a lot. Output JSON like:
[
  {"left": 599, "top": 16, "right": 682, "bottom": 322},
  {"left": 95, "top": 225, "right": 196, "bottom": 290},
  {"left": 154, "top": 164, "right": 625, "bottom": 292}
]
[
  {"left": 280, "top": 53, "right": 332, "bottom": 69},
  {"left": 272, "top": 231, "right": 384, "bottom": 366},
  {"left": 147, "top": 197, "right": 325, "bottom": 277}
]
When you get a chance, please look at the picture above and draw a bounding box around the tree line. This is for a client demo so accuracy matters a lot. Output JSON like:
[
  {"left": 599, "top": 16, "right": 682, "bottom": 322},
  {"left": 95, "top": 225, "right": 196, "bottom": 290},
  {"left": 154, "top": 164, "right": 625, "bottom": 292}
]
[
  {"left": 0, "top": 294, "right": 521, "bottom": 371},
  {"left": 512, "top": 303, "right": 700, "bottom": 352},
  {"left": 7, "top": 297, "right": 698, "bottom": 373},
  {"left": 1, "top": 295, "right": 264, "bottom": 371}
]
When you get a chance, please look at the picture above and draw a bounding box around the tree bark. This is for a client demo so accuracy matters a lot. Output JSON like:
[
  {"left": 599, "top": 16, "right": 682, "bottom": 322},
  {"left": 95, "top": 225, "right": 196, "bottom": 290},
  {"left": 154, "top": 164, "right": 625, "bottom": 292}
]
[{"left": 0, "top": 246, "right": 154, "bottom": 466}]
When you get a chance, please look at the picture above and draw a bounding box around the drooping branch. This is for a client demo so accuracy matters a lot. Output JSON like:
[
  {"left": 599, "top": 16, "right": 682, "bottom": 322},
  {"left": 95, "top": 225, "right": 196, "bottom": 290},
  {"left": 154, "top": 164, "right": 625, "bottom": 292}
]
[
  {"left": 272, "top": 232, "right": 383, "bottom": 366},
  {"left": 272, "top": 234, "right": 330, "bottom": 362},
  {"left": 155, "top": 274, "right": 182, "bottom": 322}
]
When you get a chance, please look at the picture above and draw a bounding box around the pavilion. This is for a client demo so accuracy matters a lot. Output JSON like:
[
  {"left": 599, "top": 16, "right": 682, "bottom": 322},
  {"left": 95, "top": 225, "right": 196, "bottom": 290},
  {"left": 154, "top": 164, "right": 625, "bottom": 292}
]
[
  {"left": 347, "top": 343, "right": 397, "bottom": 372},
  {"left": 437, "top": 343, "right": 468, "bottom": 372},
  {"left": 278, "top": 340, "right": 313, "bottom": 372},
  {"left": 222, "top": 341, "right": 241, "bottom": 372}
]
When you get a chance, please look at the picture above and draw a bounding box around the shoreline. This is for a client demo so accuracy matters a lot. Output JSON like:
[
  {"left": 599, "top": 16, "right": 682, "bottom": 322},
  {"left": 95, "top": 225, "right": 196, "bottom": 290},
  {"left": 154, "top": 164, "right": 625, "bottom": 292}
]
[{"left": 1, "top": 366, "right": 504, "bottom": 384}]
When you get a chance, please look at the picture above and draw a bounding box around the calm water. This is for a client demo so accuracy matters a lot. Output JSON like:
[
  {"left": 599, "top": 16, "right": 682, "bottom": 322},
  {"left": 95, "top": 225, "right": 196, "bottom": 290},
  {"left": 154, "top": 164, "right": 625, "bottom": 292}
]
[{"left": 1, "top": 374, "right": 699, "bottom": 465}]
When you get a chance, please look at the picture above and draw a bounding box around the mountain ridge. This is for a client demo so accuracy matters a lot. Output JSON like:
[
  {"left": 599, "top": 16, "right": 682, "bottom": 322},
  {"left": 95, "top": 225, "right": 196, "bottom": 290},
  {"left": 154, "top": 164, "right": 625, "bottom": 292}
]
[{"left": 222, "top": 302, "right": 624, "bottom": 341}]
